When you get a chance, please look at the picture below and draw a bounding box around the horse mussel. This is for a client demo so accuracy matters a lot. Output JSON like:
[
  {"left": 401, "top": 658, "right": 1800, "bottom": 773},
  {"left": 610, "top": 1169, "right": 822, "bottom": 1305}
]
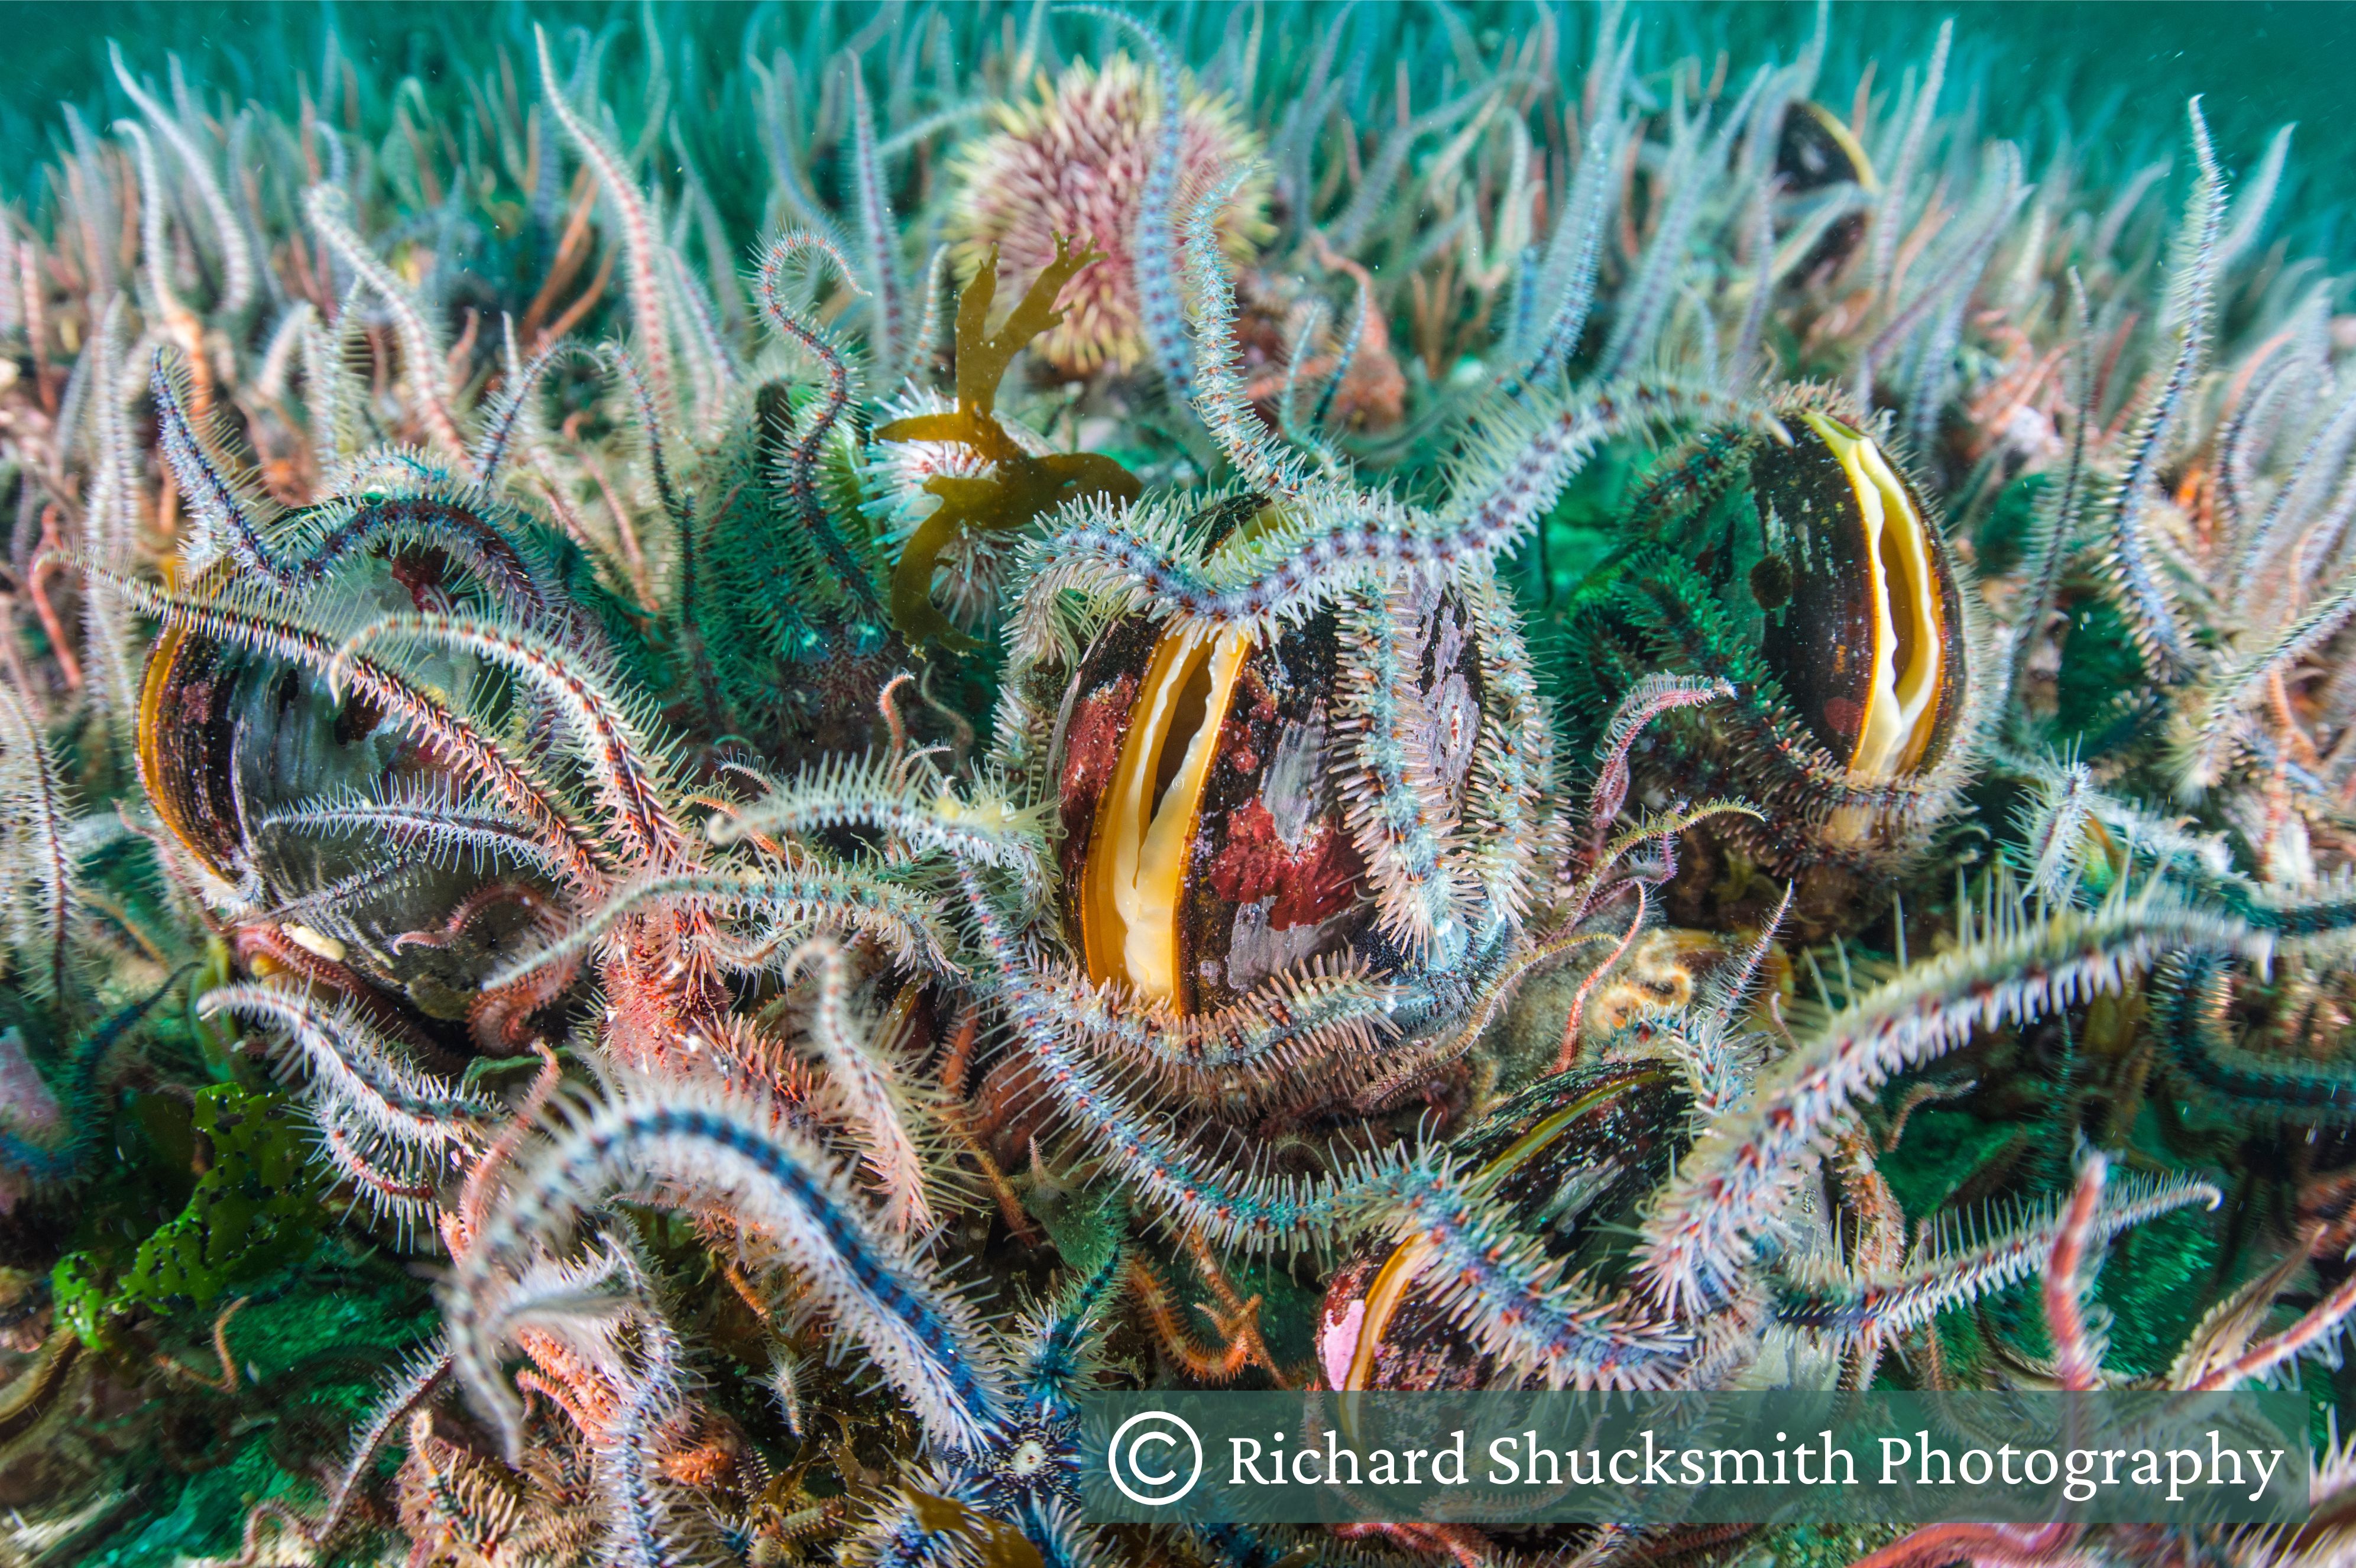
[
  {"left": 140, "top": 549, "right": 566, "bottom": 1024},
  {"left": 1564, "top": 394, "right": 1982, "bottom": 937},
  {"left": 1314, "top": 1063, "right": 1691, "bottom": 1391},
  {"left": 1039, "top": 498, "right": 1545, "bottom": 1047}
]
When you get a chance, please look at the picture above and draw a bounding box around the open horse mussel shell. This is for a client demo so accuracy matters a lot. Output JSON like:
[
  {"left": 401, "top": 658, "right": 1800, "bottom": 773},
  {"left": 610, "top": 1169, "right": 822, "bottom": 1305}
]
[
  {"left": 1041, "top": 500, "right": 1540, "bottom": 1031},
  {"left": 139, "top": 552, "right": 561, "bottom": 1016},
  {"left": 1566, "top": 395, "right": 1981, "bottom": 935}
]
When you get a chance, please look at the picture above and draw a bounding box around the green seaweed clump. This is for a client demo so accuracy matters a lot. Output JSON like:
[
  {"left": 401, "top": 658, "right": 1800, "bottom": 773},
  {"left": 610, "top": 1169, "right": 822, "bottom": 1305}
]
[{"left": 53, "top": 1083, "right": 323, "bottom": 1350}]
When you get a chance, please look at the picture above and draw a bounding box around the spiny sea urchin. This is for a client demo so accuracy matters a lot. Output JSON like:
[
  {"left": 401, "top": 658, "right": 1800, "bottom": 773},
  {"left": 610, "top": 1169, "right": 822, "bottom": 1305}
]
[{"left": 947, "top": 51, "right": 1270, "bottom": 377}]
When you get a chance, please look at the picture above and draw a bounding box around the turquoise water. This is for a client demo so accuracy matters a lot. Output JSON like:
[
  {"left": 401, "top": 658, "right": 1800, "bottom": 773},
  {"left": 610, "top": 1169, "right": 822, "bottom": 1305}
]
[{"left": 0, "top": 1, "right": 2347, "bottom": 248}]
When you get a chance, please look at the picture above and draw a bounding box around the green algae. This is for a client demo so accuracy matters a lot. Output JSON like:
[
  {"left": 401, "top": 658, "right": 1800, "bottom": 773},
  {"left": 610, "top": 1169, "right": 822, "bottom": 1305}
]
[{"left": 53, "top": 1084, "right": 324, "bottom": 1352}]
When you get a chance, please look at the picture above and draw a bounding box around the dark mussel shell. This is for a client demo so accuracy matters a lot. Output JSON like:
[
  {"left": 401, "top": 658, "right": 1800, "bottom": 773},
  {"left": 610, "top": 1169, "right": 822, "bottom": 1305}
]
[
  {"left": 1775, "top": 102, "right": 1874, "bottom": 195},
  {"left": 1314, "top": 1062, "right": 1691, "bottom": 1391},
  {"left": 139, "top": 620, "right": 250, "bottom": 883},
  {"left": 1752, "top": 411, "right": 1967, "bottom": 784},
  {"left": 1048, "top": 556, "right": 1490, "bottom": 1015},
  {"left": 1051, "top": 604, "right": 1372, "bottom": 1015},
  {"left": 1774, "top": 101, "right": 1877, "bottom": 277},
  {"left": 1571, "top": 402, "right": 1975, "bottom": 941},
  {"left": 138, "top": 565, "right": 556, "bottom": 1015}
]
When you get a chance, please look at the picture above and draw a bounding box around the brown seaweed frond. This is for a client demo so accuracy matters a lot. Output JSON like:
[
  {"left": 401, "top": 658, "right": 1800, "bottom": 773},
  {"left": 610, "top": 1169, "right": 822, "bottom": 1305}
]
[{"left": 876, "top": 236, "right": 1141, "bottom": 650}]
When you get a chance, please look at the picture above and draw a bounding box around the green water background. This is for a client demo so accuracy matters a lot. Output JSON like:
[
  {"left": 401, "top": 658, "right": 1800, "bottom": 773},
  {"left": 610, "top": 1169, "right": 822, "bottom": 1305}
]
[{"left": 0, "top": 2, "right": 2346, "bottom": 268}]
